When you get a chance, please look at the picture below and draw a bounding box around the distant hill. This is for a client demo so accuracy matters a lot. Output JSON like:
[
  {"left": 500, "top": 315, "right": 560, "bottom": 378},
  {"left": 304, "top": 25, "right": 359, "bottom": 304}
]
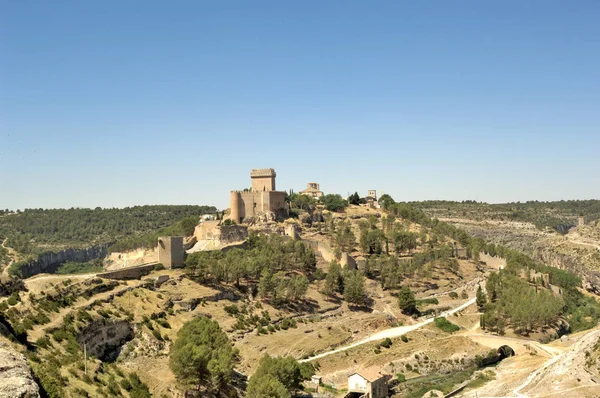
[
  {"left": 409, "top": 200, "right": 600, "bottom": 233},
  {"left": 0, "top": 205, "right": 217, "bottom": 256}
]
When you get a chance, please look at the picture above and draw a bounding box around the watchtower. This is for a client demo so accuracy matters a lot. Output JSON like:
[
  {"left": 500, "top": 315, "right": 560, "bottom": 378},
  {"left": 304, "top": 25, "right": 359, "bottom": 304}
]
[
  {"left": 157, "top": 236, "right": 184, "bottom": 268},
  {"left": 578, "top": 216, "right": 585, "bottom": 227},
  {"left": 251, "top": 168, "right": 276, "bottom": 192},
  {"left": 367, "top": 190, "right": 377, "bottom": 200}
]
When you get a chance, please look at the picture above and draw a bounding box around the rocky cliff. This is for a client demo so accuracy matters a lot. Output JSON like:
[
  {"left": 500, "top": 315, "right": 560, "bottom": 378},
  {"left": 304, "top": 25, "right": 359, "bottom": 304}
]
[
  {"left": 15, "top": 243, "right": 111, "bottom": 278},
  {"left": 445, "top": 219, "right": 600, "bottom": 293},
  {"left": 77, "top": 319, "right": 134, "bottom": 362},
  {"left": 0, "top": 340, "right": 40, "bottom": 398}
]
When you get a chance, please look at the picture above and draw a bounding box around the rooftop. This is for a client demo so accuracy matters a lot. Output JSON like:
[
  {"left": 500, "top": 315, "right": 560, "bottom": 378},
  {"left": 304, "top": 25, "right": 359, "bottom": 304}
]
[{"left": 349, "top": 367, "right": 386, "bottom": 382}]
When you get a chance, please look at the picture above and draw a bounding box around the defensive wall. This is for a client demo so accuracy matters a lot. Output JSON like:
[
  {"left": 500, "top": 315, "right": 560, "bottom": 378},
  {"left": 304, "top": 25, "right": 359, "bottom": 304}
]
[{"left": 97, "top": 263, "right": 156, "bottom": 280}]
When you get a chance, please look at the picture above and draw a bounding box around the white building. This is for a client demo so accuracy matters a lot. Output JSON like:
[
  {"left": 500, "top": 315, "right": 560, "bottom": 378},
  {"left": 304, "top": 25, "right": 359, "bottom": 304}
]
[{"left": 346, "top": 368, "right": 389, "bottom": 398}]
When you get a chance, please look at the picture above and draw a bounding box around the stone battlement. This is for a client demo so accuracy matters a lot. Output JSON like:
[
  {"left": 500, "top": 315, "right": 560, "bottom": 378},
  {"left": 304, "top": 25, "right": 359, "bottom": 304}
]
[{"left": 250, "top": 168, "right": 276, "bottom": 178}]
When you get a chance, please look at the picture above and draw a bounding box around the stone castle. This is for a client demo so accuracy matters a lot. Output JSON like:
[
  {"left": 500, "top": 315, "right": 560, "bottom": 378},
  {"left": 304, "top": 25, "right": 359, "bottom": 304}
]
[{"left": 229, "top": 168, "right": 288, "bottom": 224}]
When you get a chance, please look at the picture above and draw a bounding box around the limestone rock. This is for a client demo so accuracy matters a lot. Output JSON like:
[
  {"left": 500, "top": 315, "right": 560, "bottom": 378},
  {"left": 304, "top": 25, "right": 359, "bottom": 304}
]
[{"left": 0, "top": 341, "right": 40, "bottom": 398}]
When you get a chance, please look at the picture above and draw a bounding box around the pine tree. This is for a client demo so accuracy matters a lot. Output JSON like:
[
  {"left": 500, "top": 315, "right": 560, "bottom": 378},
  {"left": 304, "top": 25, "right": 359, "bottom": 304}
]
[
  {"left": 476, "top": 284, "right": 487, "bottom": 310},
  {"left": 397, "top": 286, "right": 417, "bottom": 315}
]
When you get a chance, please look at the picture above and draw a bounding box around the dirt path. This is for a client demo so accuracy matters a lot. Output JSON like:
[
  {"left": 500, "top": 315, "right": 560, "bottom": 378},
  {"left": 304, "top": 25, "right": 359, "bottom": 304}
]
[
  {"left": 300, "top": 297, "right": 476, "bottom": 362},
  {"left": 1, "top": 238, "right": 17, "bottom": 279}
]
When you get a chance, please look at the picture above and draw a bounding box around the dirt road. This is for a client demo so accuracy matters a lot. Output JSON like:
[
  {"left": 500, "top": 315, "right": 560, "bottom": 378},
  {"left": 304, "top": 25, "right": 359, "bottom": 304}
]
[{"left": 300, "top": 297, "right": 476, "bottom": 362}]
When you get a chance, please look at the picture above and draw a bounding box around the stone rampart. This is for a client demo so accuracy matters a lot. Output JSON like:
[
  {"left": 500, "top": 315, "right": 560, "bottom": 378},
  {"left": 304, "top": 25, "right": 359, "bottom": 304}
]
[{"left": 97, "top": 263, "right": 155, "bottom": 280}]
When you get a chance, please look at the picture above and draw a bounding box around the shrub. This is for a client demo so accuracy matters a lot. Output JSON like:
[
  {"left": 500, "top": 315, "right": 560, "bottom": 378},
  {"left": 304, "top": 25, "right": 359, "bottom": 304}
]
[
  {"left": 449, "top": 292, "right": 459, "bottom": 299},
  {"left": 120, "top": 378, "right": 132, "bottom": 391},
  {"left": 7, "top": 295, "right": 18, "bottom": 306},
  {"left": 224, "top": 304, "right": 239, "bottom": 316},
  {"left": 36, "top": 336, "right": 51, "bottom": 349},
  {"left": 380, "top": 338, "right": 392, "bottom": 348},
  {"left": 401, "top": 335, "right": 409, "bottom": 343},
  {"left": 151, "top": 329, "right": 163, "bottom": 341},
  {"left": 396, "top": 373, "right": 406, "bottom": 383},
  {"left": 434, "top": 317, "right": 460, "bottom": 333}
]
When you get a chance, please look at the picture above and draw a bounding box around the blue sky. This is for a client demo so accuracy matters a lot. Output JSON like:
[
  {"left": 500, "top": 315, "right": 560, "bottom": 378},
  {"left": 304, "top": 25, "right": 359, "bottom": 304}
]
[{"left": 1, "top": 1, "right": 599, "bottom": 210}]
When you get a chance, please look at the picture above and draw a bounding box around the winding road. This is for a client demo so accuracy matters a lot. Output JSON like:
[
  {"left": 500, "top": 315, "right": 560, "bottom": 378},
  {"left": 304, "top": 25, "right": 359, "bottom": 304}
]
[{"left": 300, "top": 297, "right": 476, "bottom": 362}]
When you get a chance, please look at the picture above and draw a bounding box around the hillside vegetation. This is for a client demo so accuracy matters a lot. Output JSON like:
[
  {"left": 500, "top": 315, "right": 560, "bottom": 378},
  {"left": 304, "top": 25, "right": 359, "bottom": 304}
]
[
  {"left": 410, "top": 199, "right": 600, "bottom": 232},
  {"left": 0, "top": 205, "right": 216, "bottom": 256}
]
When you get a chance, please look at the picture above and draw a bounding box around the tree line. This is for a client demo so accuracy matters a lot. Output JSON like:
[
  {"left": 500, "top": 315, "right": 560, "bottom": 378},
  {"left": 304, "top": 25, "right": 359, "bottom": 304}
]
[{"left": 0, "top": 205, "right": 216, "bottom": 255}]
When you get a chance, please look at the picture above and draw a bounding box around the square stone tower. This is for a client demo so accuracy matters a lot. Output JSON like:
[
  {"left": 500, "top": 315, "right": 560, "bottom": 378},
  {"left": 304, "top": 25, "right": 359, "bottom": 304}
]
[
  {"left": 157, "top": 236, "right": 184, "bottom": 268},
  {"left": 251, "top": 168, "right": 276, "bottom": 192}
]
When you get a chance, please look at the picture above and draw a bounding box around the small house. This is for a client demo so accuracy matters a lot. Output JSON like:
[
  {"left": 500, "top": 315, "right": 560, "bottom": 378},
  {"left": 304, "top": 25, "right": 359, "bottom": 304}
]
[{"left": 345, "top": 368, "right": 389, "bottom": 398}]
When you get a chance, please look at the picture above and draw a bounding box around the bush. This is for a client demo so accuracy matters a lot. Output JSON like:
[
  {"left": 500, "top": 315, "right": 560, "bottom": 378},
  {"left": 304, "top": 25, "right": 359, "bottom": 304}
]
[
  {"left": 449, "top": 292, "right": 459, "bottom": 299},
  {"left": 36, "top": 336, "right": 51, "bottom": 349},
  {"left": 380, "top": 338, "right": 392, "bottom": 348},
  {"left": 7, "top": 295, "right": 18, "bottom": 306},
  {"left": 151, "top": 329, "right": 163, "bottom": 341},
  {"left": 401, "top": 335, "right": 409, "bottom": 343},
  {"left": 120, "top": 378, "right": 132, "bottom": 391},
  {"left": 224, "top": 304, "right": 239, "bottom": 316},
  {"left": 396, "top": 373, "right": 406, "bottom": 383},
  {"left": 434, "top": 317, "right": 460, "bottom": 333}
]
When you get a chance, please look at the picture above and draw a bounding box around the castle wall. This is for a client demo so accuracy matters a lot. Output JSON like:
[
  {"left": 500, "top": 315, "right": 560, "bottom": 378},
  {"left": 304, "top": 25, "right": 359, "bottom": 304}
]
[{"left": 97, "top": 263, "right": 155, "bottom": 280}]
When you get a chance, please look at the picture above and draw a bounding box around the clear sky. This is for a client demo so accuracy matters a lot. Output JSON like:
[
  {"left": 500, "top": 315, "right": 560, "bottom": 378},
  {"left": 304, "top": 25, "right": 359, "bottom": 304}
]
[{"left": 1, "top": 1, "right": 599, "bottom": 210}]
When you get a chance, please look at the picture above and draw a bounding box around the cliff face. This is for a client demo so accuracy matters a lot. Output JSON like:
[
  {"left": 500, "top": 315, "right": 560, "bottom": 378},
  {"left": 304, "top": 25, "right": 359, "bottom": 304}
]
[
  {"left": 16, "top": 243, "right": 111, "bottom": 278},
  {"left": 77, "top": 319, "right": 134, "bottom": 362},
  {"left": 0, "top": 340, "right": 40, "bottom": 398}
]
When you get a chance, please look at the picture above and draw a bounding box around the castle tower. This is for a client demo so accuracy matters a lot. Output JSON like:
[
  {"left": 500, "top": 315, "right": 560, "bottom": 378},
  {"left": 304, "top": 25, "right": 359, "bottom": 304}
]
[
  {"left": 251, "top": 168, "right": 276, "bottom": 192},
  {"left": 230, "top": 191, "right": 241, "bottom": 224}
]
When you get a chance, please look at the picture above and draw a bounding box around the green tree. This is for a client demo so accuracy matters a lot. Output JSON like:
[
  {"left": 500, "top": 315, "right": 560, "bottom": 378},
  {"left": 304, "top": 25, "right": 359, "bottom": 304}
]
[
  {"left": 323, "top": 261, "right": 344, "bottom": 297},
  {"left": 247, "top": 355, "right": 314, "bottom": 396},
  {"left": 343, "top": 271, "right": 366, "bottom": 306},
  {"left": 476, "top": 284, "right": 487, "bottom": 310},
  {"left": 169, "top": 317, "right": 238, "bottom": 392},
  {"left": 397, "top": 286, "right": 418, "bottom": 315},
  {"left": 378, "top": 194, "right": 396, "bottom": 210},
  {"left": 321, "top": 194, "right": 348, "bottom": 212},
  {"left": 348, "top": 192, "right": 360, "bottom": 206},
  {"left": 246, "top": 374, "right": 290, "bottom": 398},
  {"left": 335, "top": 221, "right": 356, "bottom": 253}
]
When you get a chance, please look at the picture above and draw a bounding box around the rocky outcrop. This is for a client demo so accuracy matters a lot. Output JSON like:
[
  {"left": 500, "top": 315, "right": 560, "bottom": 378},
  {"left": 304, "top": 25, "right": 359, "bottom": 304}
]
[
  {"left": 0, "top": 341, "right": 40, "bottom": 398},
  {"left": 15, "top": 243, "right": 111, "bottom": 278},
  {"left": 77, "top": 319, "right": 133, "bottom": 362}
]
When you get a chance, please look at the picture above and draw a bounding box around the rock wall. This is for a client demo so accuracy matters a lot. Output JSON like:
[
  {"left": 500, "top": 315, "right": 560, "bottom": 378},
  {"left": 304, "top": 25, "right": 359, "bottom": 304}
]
[
  {"left": 0, "top": 340, "right": 40, "bottom": 397},
  {"left": 15, "top": 243, "right": 111, "bottom": 278}
]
